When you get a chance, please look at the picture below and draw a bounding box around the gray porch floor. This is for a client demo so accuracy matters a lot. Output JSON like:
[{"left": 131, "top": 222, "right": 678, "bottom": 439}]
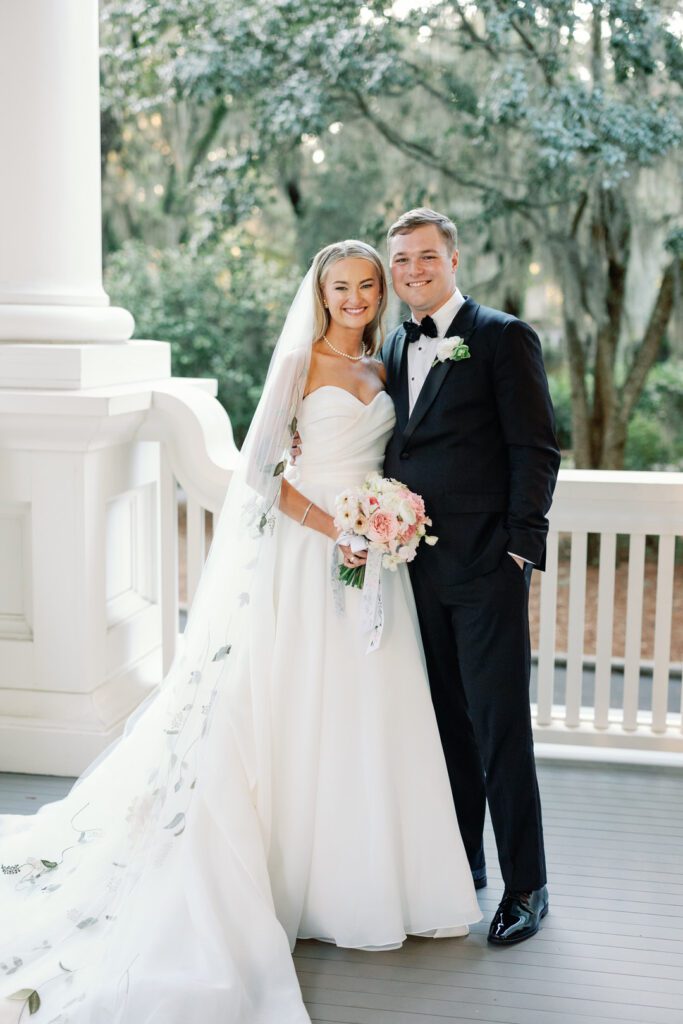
[{"left": 2, "top": 760, "right": 682, "bottom": 1024}]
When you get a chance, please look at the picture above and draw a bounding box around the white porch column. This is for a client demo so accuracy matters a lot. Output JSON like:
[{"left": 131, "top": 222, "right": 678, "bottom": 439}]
[
  {"left": 0, "top": 0, "right": 185, "bottom": 775},
  {"left": 0, "top": 0, "right": 133, "bottom": 345}
]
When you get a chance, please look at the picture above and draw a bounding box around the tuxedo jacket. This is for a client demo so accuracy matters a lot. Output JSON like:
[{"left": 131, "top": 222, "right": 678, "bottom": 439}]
[{"left": 382, "top": 297, "right": 560, "bottom": 586}]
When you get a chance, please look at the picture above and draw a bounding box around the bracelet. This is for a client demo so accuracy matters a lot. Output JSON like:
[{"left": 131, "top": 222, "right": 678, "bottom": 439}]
[{"left": 300, "top": 501, "right": 314, "bottom": 526}]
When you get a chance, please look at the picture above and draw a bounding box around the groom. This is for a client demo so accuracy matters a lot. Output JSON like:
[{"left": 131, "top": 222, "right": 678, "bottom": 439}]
[{"left": 382, "top": 208, "right": 560, "bottom": 945}]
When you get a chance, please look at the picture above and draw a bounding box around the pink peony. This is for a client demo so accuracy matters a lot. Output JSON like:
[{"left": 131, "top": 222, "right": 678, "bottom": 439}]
[{"left": 366, "top": 510, "right": 400, "bottom": 544}]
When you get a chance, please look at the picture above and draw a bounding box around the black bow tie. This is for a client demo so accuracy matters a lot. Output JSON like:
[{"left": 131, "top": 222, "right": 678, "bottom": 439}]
[{"left": 403, "top": 315, "right": 438, "bottom": 343}]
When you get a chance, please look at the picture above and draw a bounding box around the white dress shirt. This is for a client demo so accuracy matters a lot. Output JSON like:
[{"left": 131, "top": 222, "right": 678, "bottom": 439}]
[
  {"left": 405, "top": 288, "right": 531, "bottom": 568},
  {"left": 407, "top": 288, "right": 465, "bottom": 414}
]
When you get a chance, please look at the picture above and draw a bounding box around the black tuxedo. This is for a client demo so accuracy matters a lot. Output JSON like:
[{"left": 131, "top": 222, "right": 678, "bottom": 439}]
[{"left": 382, "top": 297, "right": 560, "bottom": 891}]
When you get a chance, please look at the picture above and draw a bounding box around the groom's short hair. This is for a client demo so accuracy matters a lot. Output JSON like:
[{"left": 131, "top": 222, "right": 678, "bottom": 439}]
[{"left": 387, "top": 208, "right": 458, "bottom": 254}]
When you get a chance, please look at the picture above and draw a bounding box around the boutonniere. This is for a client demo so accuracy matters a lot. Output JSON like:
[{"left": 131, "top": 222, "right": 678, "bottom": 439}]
[{"left": 432, "top": 336, "right": 470, "bottom": 367}]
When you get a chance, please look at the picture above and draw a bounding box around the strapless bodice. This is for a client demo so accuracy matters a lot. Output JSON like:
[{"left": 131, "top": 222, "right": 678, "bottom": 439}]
[{"left": 284, "top": 386, "right": 396, "bottom": 492}]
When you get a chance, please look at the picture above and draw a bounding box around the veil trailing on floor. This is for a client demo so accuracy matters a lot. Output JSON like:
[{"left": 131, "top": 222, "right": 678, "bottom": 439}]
[{"left": 0, "top": 271, "right": 317, "bottom": 1023}]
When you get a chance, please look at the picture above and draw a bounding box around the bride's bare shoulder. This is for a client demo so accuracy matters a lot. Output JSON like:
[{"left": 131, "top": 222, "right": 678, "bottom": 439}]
[{"left": 369, "top": 357, "right": 387, "bottom": 385}]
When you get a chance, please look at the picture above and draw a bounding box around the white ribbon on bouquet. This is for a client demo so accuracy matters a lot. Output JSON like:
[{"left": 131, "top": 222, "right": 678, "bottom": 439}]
[{"left": 333, "top": 534, "right": 384, "bottom": 654}]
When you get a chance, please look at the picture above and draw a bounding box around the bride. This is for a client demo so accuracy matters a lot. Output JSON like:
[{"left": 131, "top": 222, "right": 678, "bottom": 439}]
[{"left": 0, "top": 240, "right": 480, "bottom": 1023}]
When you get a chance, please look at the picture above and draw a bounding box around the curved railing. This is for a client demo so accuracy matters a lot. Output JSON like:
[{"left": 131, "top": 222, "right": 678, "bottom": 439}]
[{"left": 135, "top": 378, "right": 238, "bottom": 671}]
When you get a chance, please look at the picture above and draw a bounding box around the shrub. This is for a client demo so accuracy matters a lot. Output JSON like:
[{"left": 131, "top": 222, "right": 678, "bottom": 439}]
[{"left": 105, "top": 241, "right": 300, "bottom": 445}]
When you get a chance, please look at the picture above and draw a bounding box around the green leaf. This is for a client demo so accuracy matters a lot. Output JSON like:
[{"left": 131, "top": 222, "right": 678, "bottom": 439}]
[
  {"left": 212, "top": 644, "right": 232, "bottom": 661},
  {"left": 273, "top": 460, "right": 285, "bottom": 477},
  {"left": 163, "top": 812, "right": 186, "bottom": 836},
  {"left": 76, "top": 917, "right": 98, "bottom": 929},
  {"left": 28, "top": 991, "right": 41, "bottom": 1014},
  {"left": 40, "top": 859, "right": 58, "bottom": 870},
  {"left": 9, "top": 989, "right": 35, "bottom": 1001},
  {"left": 289, "top": 415, "right": 298, "bottom": 436},
  {"left": 258, "top": 514, "right": 267, "bottom": 534}
]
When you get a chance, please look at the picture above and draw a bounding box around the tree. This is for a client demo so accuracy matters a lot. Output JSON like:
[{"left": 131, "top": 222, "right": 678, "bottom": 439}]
[{"left": 100, "top": 1, "right": 683, "bottom": 467}]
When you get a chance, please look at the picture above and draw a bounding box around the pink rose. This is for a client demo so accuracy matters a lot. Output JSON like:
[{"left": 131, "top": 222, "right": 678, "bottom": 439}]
[
  {"left": 366, "top": 510, "right": 400, "bottom": 545},
  {"left": 398, "top": 522, "right": 418, "bottom": 543}
]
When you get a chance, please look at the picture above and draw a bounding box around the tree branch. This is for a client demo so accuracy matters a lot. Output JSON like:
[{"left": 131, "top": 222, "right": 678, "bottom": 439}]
[
  {"left": 351, "top": 89, "right": 576, "bottom": 216},
  {"left": 621, "top": 256, "right": 682, "bottom": 418},
  {"left": 187, "top": 100, "right": 228, "bottom": 182},
  {"left": 570, "top": 192, "right": 588, "bottom": 238},
  {"left": 491, "top": 0, "right": 555, "bottom": 88}
]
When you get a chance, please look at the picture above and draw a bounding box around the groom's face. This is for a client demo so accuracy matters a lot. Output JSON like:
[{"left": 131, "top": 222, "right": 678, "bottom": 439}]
[{"left": 389, "top": 224, "right": 458, "bottom": 318}]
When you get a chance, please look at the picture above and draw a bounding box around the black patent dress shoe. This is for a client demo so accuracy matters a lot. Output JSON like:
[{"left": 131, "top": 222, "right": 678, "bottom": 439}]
[{"left": 487, "top": 886, "right": 549, "bottom": 945}]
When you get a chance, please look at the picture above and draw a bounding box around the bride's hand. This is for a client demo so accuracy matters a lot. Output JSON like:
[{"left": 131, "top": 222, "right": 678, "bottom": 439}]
[
  {"left": 338, "top": 543, "right": 368, "bottom": 569},
  {"left": 289, "top": 431, "right": 302, "bottom": 463}
]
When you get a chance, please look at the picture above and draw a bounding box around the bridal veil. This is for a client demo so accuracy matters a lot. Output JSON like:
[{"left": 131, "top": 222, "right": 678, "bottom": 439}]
[{"left": 0, "top": 271, "right": 317, "bottom": 1023}]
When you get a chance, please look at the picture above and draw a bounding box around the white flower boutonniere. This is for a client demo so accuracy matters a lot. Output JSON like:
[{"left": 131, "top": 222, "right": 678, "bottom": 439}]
[{"left": 432, "top": 336, "right": 470, "bottom": 367}]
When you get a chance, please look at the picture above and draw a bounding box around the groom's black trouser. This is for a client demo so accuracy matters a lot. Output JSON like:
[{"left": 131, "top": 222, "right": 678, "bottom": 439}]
[{"left": 410, "top": 553, "right": 547, "bottom": 893}]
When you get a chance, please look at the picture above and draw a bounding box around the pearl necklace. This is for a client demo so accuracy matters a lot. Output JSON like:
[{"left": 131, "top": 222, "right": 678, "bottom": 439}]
[{"left": 323, "top": 335, "right": 365, "bottom": 361}]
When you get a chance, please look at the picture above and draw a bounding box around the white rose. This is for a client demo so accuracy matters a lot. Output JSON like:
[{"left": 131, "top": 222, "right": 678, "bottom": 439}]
[
  {"left": 397, "top": 544, "right": 417, "bottom": 562},
  {"left": 435, "top": 338, "right": 456, "bottom": 362}
]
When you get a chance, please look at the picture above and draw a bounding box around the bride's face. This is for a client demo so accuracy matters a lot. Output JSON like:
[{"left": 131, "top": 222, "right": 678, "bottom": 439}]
[{"left": 322, "top": 258, "right": 382, "bottom": 332}]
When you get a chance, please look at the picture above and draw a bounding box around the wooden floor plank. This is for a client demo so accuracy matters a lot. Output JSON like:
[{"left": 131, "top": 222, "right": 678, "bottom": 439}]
[{"left": 2, "top": 760, "right": 682, "bottom": 1024}]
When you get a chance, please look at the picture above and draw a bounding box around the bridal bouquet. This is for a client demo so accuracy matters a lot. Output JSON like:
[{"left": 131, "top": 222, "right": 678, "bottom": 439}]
[{"left": 334, "top": 472, "right": 438, "bottom": 589}]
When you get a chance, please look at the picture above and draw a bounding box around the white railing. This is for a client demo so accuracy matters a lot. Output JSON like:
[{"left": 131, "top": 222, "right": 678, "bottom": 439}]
[
  {"left": 163, "top": 440, "right": 683, "bottom": 757},
  {"left": 534, "top": 471, "right": 682, "bottom": 755}
]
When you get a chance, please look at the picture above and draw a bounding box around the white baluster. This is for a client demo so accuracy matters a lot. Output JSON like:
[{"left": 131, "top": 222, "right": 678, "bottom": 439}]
[
  {"left": 536, "top": 531, "right": 559, "bottom": 727},
  {"left": 622, "top": 533, "right": 646, "bottom": 732},
  {"left": 159, "top": 453, "right": 179, "bottom": 673},
  {"left": 186, "top": 498, "right": 206, "bottom": 610},
  {"left": 651, "top": 535, "right": 675, "bottom": 734},
  {"left": 565, "top": 531, "right": 587, "bottom": 728},
  {"left": 594, "top": 532, "right": 616, "bottom": 730}
]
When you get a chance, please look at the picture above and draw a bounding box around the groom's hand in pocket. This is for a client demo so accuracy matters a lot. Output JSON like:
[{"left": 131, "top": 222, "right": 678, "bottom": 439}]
[{"left": 290, "top": 431, "right": 302, "bottom": 463}]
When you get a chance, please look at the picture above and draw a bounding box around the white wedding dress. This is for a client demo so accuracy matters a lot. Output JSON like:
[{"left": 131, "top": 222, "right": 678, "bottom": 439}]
[
  {"left": 268, "top": 386, "right": 481, "bottom": 948},
  {"left": 0, "top": 385, "right": 480, "bottom": 1024}
]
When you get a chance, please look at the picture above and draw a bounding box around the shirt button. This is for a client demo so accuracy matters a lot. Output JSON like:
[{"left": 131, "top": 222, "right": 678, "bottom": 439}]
[{"left": 400, "top": 452, "right": 410, "bottom": 460}]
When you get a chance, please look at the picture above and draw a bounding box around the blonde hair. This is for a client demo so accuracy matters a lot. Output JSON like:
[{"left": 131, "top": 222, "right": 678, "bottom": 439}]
[
  {"left": 311, "top": 240, "right": 388, "bottom": 356},
  {"left": 387, "top": 207, "right": 458, "bottom": 254}
]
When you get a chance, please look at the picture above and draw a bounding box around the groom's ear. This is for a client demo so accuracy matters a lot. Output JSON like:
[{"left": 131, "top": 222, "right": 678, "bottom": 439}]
[{"left": 451, "top": 249, "right": 459, "bottom": 273}]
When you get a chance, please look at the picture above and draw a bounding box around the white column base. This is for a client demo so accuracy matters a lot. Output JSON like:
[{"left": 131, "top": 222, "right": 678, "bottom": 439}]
[
  {"left": 0, "top": 303, "right": 134, "bottom": 343},
  {"left": 0, "top": 647, "right": 162, "bottom": 776},
  {"left": 0, "top": 368, "right": 169, "bottom": 775}
]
